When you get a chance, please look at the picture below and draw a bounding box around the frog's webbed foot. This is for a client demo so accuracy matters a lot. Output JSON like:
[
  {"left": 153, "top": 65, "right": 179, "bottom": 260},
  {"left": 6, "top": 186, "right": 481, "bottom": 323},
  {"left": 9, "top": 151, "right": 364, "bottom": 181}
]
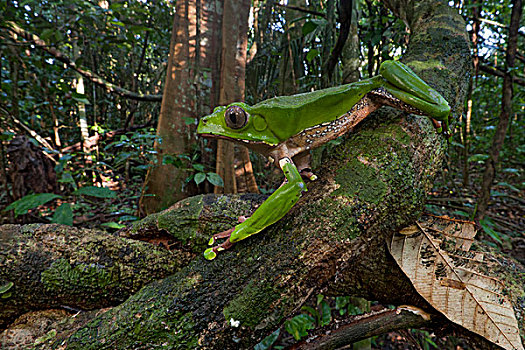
[
  {"left": 204, "top": 238, "right": 234, "bottom": 260},
  {"left": 204, "top": 216, "right": 247, "bottom": 260},
  {"left": 429, "top": 118, "right": 451, "bottom": 138},
  {"left": 378, "top": 60, "right": 451, "bottom": 133},
  {"left": 300, "top": 169, "right": 317, "bottom": 182}
]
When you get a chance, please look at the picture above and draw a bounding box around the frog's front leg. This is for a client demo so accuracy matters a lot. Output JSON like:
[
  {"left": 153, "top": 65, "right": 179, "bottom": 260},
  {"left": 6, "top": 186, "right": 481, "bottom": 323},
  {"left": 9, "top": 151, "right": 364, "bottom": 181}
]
[
  {"left": 378, "top": 60, "right": 451, "bottom": 133},
  {"left": 294, "top": 152, "right": 318, "bottom": 182},
  {"left": 204, "top": 158, "right": 306, "bottom": 260}
]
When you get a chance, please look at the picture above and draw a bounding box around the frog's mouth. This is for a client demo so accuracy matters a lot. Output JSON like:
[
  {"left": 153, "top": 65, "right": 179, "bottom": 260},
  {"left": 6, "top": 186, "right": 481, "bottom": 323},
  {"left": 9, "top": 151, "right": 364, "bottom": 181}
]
[
  {"left": 199, "top": 133, "right": 276, "bottom": 154},
  {"left": 199, "top": 133, "right": 266, "bottom": 145},
  {"left": 199, "top": 133, "right": 236, "bottom": 141}
]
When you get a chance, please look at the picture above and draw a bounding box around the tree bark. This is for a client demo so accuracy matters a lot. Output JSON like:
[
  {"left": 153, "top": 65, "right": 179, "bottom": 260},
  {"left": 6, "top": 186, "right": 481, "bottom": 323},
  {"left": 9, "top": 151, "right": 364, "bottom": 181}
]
[
  {"left": 3, "top": 2, "right": 520, "bottom": 350},
  {"left": 139, "top": 1, "right": 201, "bottom": 215},
  {"left": 0, "top": 224, "right": 190, "bottom": 328},
  {"left": 214, "top": 0, "right": 257, "bottom": 195}
]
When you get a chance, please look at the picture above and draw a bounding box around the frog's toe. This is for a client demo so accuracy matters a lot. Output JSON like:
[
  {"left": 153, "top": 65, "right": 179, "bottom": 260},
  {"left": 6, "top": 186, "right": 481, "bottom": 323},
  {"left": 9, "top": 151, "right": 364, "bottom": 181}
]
[
  {"left": 430, "top": 118, "right": 443, "bottom": 133},
  {"left": 300, "top": 169, "right": 317, "bottom": 182},
  {"left": 204, "top": 248, "right": 217, "bottom": 260},
  {"left": 210, "top": 227, "right": 235, "bottom": 243},
  {"left": 203, "top": 239, "right": 235, "bottom": 260}
]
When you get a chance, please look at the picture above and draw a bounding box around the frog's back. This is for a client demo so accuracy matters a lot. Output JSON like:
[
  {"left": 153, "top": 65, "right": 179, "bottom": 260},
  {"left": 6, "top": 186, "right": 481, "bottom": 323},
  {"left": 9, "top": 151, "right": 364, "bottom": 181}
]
[{"left": 251, "top": 78, "right": 381, "bottom": 141}]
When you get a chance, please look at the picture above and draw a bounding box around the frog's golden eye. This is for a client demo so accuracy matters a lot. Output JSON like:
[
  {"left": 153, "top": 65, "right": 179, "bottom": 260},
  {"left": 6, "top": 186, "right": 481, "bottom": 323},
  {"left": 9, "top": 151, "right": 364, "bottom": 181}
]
[{"left": 225, "top": 106, "right": 248, "bottom": 129}]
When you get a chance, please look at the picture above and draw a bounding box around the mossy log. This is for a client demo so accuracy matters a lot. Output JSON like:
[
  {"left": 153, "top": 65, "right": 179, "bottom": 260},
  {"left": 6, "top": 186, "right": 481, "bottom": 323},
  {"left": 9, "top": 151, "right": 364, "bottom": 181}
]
[{"left": 1, "top": 1, "right": 523, "bottom": 349}]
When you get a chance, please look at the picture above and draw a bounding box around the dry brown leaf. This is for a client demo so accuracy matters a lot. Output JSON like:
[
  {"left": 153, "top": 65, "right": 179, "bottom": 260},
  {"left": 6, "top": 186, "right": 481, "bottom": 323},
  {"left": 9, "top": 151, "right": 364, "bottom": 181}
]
[{"left": 389, "top": 219, "right": 524, "bottom": 350}]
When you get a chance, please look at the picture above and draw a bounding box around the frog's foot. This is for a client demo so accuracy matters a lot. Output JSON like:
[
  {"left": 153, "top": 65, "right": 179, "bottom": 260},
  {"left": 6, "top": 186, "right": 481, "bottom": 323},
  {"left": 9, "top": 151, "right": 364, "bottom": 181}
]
[
  {"left": 430, "top": 118, "right": 451, "bottom": 137},
  {"left": 209, "top": 227, "right": 235, "bottom": 244},
  {"left": 294, "top": 153, "right": 317, "bottom": 181},
  {"left": 204, "top": 238, "right": 234, "bottom": 260},
  {"left": 300, "top": 168, "right": 317, "bottom": 182},
  {"left": 430, "top": 118, "right": 443, "bottom": 132},
  {"left": 204, "top": 216, "right": 248, "bottom": 260}
]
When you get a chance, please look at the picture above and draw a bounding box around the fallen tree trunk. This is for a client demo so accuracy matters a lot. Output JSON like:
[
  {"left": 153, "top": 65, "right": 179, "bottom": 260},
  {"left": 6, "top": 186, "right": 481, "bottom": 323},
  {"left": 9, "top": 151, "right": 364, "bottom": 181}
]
[{"left": 2, "top": 1, "right": 523, "bottom": 349}]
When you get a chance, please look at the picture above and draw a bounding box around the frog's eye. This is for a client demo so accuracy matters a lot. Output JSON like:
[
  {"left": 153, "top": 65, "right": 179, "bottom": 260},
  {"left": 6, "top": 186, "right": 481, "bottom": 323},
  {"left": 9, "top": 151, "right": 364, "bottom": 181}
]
[{"left": 224, "top": 106, "right": 248, "bottom": 129}]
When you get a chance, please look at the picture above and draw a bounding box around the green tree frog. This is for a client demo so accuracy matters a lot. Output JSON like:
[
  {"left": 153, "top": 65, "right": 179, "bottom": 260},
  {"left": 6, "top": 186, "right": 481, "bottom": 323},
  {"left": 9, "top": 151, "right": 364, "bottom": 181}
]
[{"left": 197, "top": 60, "right": 450, "bottom": 260}]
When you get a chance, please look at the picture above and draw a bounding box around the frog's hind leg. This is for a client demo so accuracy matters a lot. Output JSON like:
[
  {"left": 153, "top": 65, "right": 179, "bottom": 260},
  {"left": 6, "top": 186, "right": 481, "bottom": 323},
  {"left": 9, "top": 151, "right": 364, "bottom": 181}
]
[
  {"left": 368, "top": 87, "right": 447, "bottom": 135},
  {"left": 210, "top": 217, "right": 247, "bottom": 240},
  {"left": 204, "top": 216, "right": 248, "bottom": 259},
  {"left": 379, "top": 60, "right": 451, "bottom": 132}
]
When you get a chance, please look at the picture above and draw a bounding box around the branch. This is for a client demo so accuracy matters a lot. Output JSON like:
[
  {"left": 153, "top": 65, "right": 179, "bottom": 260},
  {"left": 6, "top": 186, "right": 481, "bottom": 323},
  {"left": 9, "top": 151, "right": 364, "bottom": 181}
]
[
  {"left": 274, "top": 3, "right": 326, "bottom": 17},
  {"left": 0, "top": 223, "right": 193, "bottom": 327},
  {"left": 477, "top": 17, "right": 525, "bottom": 38},
  {"left": 0, "top": 105, "right": 57, "bottom": 162},
  {"left": 2, "top": 22, "right": 163, "bottom": 102},
  {"left": 296, "top": 306, "right": 432, "bottom": 350},
  {"left": 479, "top": 63, "right": 525, "bottom": 86},
  {"left": 324, "top": 0, "right": 352, "bottom": 78}
]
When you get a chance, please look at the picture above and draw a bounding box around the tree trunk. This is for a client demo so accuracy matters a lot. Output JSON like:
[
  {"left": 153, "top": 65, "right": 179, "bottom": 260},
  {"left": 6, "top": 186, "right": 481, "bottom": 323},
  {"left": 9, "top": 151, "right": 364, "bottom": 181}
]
[
  {"left": 341, "top": 0, "right": 361, "bottom": 84},
  {"left": 3, "top": 2, "right": 521, "bottom": 350},
  {"left": 139, "top": 1, "right": 200, "bottom": 215},
  {"left": 461, "top": 0, "right": 481, "bottom": 188},
  {"left": 475, "top": 0, "right": 522, "bottom": 222},
  {"left": 278, "top": 0, "right": 305, "bottom": 95},
  {"left": 214, "top": 0, "right": 254, "bottom": 195}
]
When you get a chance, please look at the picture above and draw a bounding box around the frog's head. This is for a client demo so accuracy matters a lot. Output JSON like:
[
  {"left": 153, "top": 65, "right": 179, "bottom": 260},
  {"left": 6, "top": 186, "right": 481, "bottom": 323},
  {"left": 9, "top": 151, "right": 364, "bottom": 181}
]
[{"left": 197, "top": 102, "right": 280, "bottom": 146}]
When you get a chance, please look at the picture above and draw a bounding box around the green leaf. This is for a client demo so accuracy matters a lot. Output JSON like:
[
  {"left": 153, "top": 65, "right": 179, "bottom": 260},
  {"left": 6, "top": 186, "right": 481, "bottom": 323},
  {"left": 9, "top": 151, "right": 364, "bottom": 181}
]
[
  {"left": 0, "top": 282, "right": 14, "bottom": 294},
  {"left": 497, "top": 182, "right": 520, "bottom": 193},
  {"left": 480, "top": 219, "right": 502, "bottom": 243},
  {"left": 73, "top": 186, "right": 116, "bottom": 198},
  {"left": 316, "top": 294, "right": 324, "bottom": 305},
  {"left": 194, "top": 172, "right": 206, "bottom": 185},
  {"left": 0, "top": 131, "right": 14, "bottom": 141},
  {"left": 301, "top": 305, "right": 320, "bottom": 320},
  {"left": 502, "top": 168, "right": 519, "bottom": 174},
  {"left": 452, "top": 210, "right": 470, "bottom": 218},
  {"left": 319, "top": 300, "right": 332, "bottom": 326},
  {"left": 306, "top": 49, "right": 319, "bottom": 62},
  {"left": 101, "top": 222, "right": 126, "bottom": 229},
  {"left": 163, "top": 155, "right": 183, "bottom": 168},
  {"left": 111, "top": 20, "right": 126, "bottom": 27},
  {"left": 302, "top": 20, "right": 318, "bottom": 35},
  {"left": 284, "top": 314, "right": 316, "bottom": 340},
  {"left": 5, "top": 193, "right": 62, "bottom": 216},
  {"left": 206, "top": 172, "right": 224, "bottom": 187},
  {"left": 71, "top": 91, "right": 91, "bottom": 104},
  {"left": 119, "top": 215, "right": 139, "bottom": 222},
  {"left": 467, "top": 154, "right": 489, "bottom": 163},
  {"left": 192, "top": 163, "right": 206, "bottom": 172},
  {"left": 58, "top": 172, "right": 76, "bottom": 184},
  {"left": 254, "top": 329, "right": 280, "bottom": 350},
  {"left": 335, "top": 296, "right": 350, "bottom": 315},
  {"left": 51, "top": 203, "right": 73, "bottom": 226},
  {"left": 182, "top": 116, "right": 196, "bottom": 125},
  {"left": 347, "top": 304, "right": 363, "bottom": 315},
  {"left": 40, "top": 28, "right": 55, "bottom": 41},
  {"left": 449, "top": 140, "right": 465, "bottom": 148}
]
